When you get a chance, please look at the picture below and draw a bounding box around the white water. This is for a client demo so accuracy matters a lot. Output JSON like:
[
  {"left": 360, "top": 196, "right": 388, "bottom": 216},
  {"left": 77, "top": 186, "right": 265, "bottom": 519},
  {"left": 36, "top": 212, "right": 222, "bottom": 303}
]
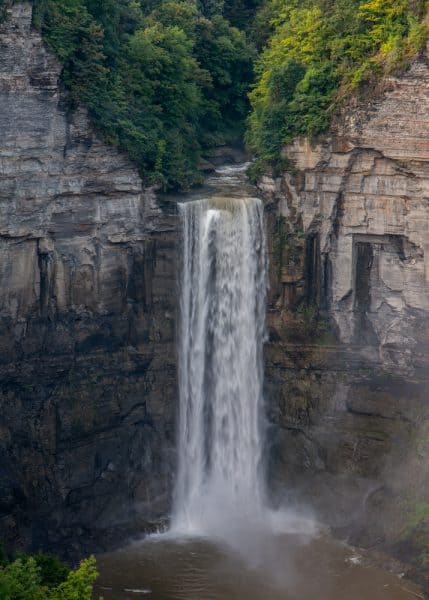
[
  {"left": 169, "top": 166, "right": 317, "bottom": 553},
  {"left": 172, "top": 187, "right": 268, "bottom": 537}
]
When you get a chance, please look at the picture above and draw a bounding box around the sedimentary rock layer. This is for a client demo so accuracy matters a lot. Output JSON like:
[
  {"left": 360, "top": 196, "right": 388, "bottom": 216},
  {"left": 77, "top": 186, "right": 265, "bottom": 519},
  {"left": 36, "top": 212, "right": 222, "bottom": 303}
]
[
  {"left": 261, "top": 47, "right": 429, "bottom": 583},
  {"left": 0, "top": 3, "right": 178, "bottom": 554}
]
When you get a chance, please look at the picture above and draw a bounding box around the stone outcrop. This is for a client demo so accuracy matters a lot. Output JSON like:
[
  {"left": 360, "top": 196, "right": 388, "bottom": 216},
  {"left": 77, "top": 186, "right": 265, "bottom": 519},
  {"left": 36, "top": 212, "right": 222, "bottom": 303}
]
[
  {"left": 262, "top": 53, "right": 429, "bottom": 366},
  {"left": 0, "top": 3, "right": 178, "bottom": 556},
  {"left": 261, "top": 48, "right": 429, "bottom": 586},
  {"left": 1, "top": 0, "right": 429, "bottom": 588}
]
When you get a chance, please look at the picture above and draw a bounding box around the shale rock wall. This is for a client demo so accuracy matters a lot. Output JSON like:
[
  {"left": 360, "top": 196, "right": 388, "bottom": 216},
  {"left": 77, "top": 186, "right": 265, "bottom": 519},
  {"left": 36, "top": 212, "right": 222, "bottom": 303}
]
[
  {"left": 0, "top": 3, "right": 178, "bottom": 555},
  {"left": 261, "top": 48, "right": 429, "bottom": 583},
  {"left": 2, "top": 0, "right": 429, "bottom": 585},
  {"left": 263, "top": 54, "right": 429, "bottom": 367}
]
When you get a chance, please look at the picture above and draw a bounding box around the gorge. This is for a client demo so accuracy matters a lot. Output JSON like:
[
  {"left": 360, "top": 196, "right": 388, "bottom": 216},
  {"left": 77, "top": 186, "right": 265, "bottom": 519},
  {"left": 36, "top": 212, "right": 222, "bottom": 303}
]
[
  {"left": 95, "top": 165, "right": 423, "bottom": 600},
  {"left": 0, "top": 0, "right": 429, "bottom": 597}
]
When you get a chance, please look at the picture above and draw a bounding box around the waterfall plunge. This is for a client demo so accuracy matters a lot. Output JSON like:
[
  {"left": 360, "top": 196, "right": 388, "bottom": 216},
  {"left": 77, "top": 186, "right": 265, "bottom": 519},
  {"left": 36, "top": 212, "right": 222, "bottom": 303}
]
[{"left": 171, "top": 195, "right": 268, "bottom": 538}]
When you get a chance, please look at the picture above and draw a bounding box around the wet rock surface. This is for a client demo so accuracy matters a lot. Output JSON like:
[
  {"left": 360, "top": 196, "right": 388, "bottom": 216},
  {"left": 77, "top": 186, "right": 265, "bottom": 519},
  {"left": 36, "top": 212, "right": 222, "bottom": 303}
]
[
  {"left": 0, "top": 3, "right": 178, "bottom": 557},
  {"left": 261, "top": 48, "right": 429, "bottom": 591}
]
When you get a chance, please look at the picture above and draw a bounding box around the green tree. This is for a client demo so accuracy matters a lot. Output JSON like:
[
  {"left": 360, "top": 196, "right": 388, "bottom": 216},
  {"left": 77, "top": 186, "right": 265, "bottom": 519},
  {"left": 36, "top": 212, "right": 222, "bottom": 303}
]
[
  {"left": 0, "top": 554, "right": 99, "bottom": 600},
  {"left": 33, "top": 0, "right": 107, "bottom": 105},
  {"left": 195, "top": 14, "right": 256, "bottom": 146},
  {"left": 33, "top": 553, "right": 69, "bottom": 588},
  {"left": 247, "top": 0, "right": 429, "bottom": 166},
  {"left": 197, "top": 0, "right": 225, "bottom": 18},
  {"left": 32, "top": 0, "right": 256, "bottom": 190},
  {"left": 48, "top": 556, "right": 98, "bottom": 600},
  {"left": 224, "top": 0, "right": 262, "bottom": 29},
  {"left": 0, "top": 558, "right": 43, "bottom": 600}
]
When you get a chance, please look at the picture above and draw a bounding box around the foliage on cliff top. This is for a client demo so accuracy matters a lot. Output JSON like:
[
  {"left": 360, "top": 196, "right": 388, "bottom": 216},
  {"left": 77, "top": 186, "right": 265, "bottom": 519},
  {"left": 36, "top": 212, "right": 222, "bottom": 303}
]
[
  {"left": 246, "top": 0, "right": 429, "bottom": 164},
  {"left": 32, "top": 0, "right": 256, "bottom": 190},
  {"left": 6, "top": 0, "right": 427, "bottom": 184},
  {"left": 0, "top": 551, "right": 99, "bottom": 599}
]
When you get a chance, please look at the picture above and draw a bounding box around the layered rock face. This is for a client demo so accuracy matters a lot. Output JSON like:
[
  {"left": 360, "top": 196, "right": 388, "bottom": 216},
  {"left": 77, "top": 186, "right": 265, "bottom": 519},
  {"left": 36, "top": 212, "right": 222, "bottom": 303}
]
[
  {"left": 1, "top": 0, "right": 429, "bottom": 581},
  {"left": 0, "top": 3, "right": 177, "bottom": 555},
  {"left": 261, "top": 50, "right": 429, "bottom": 575}
]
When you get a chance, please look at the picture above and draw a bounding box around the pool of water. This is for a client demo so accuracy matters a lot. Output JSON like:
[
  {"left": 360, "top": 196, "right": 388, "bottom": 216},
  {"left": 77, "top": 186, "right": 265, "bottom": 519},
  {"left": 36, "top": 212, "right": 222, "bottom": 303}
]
[{"left": 96, "top": 532, "right": 423, "bottom": 600}]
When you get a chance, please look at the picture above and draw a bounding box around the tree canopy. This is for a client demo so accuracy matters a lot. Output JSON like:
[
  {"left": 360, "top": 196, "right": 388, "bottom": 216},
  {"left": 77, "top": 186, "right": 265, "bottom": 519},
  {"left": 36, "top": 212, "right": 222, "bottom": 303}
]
[
  {"left": 33, "top": 0, "right": 256, "bottom": 190},
  {"left": 246, "top": 0, "right": 429, "bottom": 167},
  {"left": 11, "top": 0, "right": 429, "bottom": 185},
  {"left": 0, "top": 552, "right": 99, "bottom": 600}
]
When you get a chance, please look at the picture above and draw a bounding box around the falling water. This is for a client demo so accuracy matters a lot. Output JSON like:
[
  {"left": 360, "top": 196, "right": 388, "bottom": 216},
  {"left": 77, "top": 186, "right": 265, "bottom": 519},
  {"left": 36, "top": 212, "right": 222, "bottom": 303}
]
[
  {"left": 96, "top": 168, "right": 421, "bottom": 598},
  {"left": 171, "top": 190, "right": 268, "bottom": 537}
]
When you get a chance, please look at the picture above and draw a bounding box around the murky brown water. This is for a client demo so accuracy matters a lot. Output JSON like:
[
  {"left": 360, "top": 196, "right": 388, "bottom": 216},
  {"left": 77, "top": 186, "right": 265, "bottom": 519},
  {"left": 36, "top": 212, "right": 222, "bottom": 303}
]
[{"left": 96, "top": 533, "right": 423, "bottom": 600}]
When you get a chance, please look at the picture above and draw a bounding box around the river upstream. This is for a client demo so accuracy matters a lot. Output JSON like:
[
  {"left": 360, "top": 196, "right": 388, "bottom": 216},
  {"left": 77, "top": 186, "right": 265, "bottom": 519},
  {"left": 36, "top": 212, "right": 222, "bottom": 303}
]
[{"left": 96, "top": 165, "right": 424, "bottom": 600}]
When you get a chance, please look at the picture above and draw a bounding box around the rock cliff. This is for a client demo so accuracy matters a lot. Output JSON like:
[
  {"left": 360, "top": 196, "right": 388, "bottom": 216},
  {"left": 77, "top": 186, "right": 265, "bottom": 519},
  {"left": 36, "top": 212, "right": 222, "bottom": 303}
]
[
  {"left": 2, "top": 0, "right": 429, "bottom": 588},
  {"left": 261, "top": 48, "right": 429, "bottom": 585},
  {"left": 0, "top": 3, "right": 178, "bottom": 555}
]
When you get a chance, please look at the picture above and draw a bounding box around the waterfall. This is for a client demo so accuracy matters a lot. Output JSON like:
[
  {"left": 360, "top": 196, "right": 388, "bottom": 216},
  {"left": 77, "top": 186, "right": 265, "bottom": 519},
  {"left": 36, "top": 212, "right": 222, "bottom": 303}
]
[{"left": 171, "top": 193, "right": 268, "bottom": 537}]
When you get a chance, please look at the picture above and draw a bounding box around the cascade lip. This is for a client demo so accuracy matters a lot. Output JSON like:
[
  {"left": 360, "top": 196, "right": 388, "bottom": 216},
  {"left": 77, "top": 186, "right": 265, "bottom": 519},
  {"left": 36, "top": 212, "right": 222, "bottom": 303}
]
[{"left": 179, "top": 195, "right": 262, "bottom": 213}]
